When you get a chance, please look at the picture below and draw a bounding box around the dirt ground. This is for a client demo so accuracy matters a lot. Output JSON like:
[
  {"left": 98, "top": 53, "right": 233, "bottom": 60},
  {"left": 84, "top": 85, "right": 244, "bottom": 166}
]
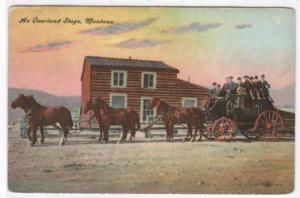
[{"left": 8, "top": 124, "right": 295, "bottom": 194}]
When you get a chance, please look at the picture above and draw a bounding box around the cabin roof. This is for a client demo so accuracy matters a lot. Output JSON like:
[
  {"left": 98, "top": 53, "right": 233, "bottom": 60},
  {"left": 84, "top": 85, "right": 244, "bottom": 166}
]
[
  {"left": 176, "top": 78, "right": 208, "bottom": 91},
  {"left": 84, "top": 56, "right": 179, "bottom": 73}
]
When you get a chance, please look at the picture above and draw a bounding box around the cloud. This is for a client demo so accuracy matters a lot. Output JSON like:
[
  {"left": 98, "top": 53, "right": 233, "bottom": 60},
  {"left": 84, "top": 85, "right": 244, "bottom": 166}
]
[
  {"left": 21, "top": 41, "right": 76, "bottom": 52},
  {"left": 113, "top": 39, "right": 167, "bottom": 48},
  {"left": 165, "top": 22, "right": 222, "bottom": 33},
  {"left": 235, "top": 24, "right": 252, "bottom": 29},
  {"left": 79, "top": 18, "right": 157, "bottom": 36}
]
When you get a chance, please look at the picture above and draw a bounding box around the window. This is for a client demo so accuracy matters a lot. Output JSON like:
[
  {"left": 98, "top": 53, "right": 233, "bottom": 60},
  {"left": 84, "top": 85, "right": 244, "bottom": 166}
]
[
  {"left": 182, "top": 97, "right": 197, "bottom": 108},
  {"left": 142, "top": 72, "right": 156, "bottom": 89},
  {"left": 140, "top": 97, "right": 156, "bottom": 122},
  {"left": 110, "top": 93, "right": 127, "bottom": 108},
  {"left": 111, "top": 70, "right": 127, "bottom": 88}
]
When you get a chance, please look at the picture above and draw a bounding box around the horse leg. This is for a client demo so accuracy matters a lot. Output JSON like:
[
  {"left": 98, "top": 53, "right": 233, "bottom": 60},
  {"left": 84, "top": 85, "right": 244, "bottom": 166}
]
[
  {"left": 30, "top": 125, "right": 38, "bottom": 146},
  {"left": 26, "top": 126, "right": 32, "bottom": 141},
  {"left": 129, "top": 128, "right": 136, "bottom": 142},
  {"left": 118, "top": 127, "right": 128, "bottom": 144},
  {"left": 58, "top": 122, "right": 69, "bottom": 146},
  {"left": 103, "top": 125, "right": 109, "bottom": 143},
  {"left": 39, "top": 125, "right": 45, "bottom": 144},
  {"left": 167, "top": 121, "right": 174, "bottom": 142},
  {"left": 198, "top": 122, "right": 203, "bottom": 142},
  {"left": 98, "top": 126, "right": 103, "bottom": 142},
  {"left": 164, "top": 121, "right": 170, "bottom": 141},
  {"left": 191, "top": 124, "right": 198, "bottom": 142},
  {"left": 58, "top": 127, "right": 69, "bottom": 146}
]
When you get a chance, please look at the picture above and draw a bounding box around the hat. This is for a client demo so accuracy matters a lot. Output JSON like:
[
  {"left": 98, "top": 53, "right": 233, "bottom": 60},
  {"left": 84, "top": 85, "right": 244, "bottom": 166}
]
[
  {"left": 237, "top": 77, "right": 241, "bottom": 80},
  {"left": 228, "top": 76, "right": 233, "bottom": 79},
  {"left": 254, "top": 75, "right": 258, "bottom": 79},
  {"left": 261, "top": 74, "right": 265, "bottom": 78},
  {"left": 212, "top": 82, "right": 217, "bottom": 85},
  {"left": 249, "top": 76, "right": 253, "bottom": 80},
  {"left": 243, "top": 75, "right": 249, "bottom": 79}
]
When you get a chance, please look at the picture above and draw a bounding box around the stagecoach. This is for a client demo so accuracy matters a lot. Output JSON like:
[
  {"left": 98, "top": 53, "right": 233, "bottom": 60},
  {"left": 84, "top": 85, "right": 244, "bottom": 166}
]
[{"left": 202, "top": 94, "right": 286, "bottom": 140}]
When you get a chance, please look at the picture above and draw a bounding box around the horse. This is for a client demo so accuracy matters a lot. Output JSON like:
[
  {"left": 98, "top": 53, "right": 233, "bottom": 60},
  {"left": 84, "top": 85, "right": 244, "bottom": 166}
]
[
  {"left": 82, "top": 99, "right": 104, "bottom": 142},
  {"left": 93, "top": 96, "right": 140, "bottom": 143},
  {"left": 148, "top": 97, "right": 204, "bottom": 142},
  {"left": 11, "top": 94, "right": 73, "bottom": 146}
]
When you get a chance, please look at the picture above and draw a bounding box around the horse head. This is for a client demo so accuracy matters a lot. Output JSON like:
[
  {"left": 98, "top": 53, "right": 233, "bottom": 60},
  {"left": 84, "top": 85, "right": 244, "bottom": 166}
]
[
  {"left": 11, "top": 93, "right": 30, "bottom": 110},
  {"left": 148, "top": 97, "right": 160, "bottom": 110},
  {"left": 95, "top": 96, "right": 109, "bottom": 109}
]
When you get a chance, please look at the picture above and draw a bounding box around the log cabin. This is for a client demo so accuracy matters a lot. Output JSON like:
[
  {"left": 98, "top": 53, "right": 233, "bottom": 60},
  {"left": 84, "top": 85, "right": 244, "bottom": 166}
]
[{"left": 81, "top": 56, "right": 209, "bottom": 126}]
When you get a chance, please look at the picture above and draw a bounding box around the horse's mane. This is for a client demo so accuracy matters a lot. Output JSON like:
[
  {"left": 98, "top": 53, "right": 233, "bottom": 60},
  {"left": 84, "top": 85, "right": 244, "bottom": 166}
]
[
  {"left": 26, "top": 95, "right": 44, "bottom": 108},
  {"left": 157, "top": 98, "right": 177, "bottom": 114},
  {"left": 95, "top": 97, "right": 111, "bottom": 111}
]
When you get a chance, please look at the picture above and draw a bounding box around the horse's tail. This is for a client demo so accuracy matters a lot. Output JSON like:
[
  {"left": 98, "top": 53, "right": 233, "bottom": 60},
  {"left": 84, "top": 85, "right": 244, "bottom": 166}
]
[{"left": 59, "top": 106, "right": 73, "bottom": 129}]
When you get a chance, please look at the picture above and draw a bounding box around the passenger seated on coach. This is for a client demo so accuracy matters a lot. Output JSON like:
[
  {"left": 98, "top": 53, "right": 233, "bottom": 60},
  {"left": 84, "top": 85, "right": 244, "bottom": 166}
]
[
  {"left": 209, "top": 82, "right": 217, "bottom": 96},
  {"left": 236, "top": 77, "right": 247, "bottom": 95}
]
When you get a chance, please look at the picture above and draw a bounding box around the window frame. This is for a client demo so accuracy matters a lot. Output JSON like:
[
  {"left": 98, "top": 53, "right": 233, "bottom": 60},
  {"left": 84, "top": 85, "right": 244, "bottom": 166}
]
[
  {"left": 141, "top": 71, "right": 157, "bottom": 89},
  {"left": 109, "top": 93, "right": 128, "bottom": 108},
  {"left": 181, "top": 97, "right": 197, "bottom": 108},
  {"left": 111, "top": 70, "right": 127, "bottom": 88}
]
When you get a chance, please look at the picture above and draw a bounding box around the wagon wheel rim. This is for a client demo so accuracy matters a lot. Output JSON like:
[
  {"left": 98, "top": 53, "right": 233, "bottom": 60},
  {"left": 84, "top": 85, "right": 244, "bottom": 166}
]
[
  {"left": 254, "top": 110, "right": 285, "bottom": 140},
  {"left": 212, "top": 117, "right": 237, "bottom": 140},
  {"left": 203, "top": 120, "right": 218, "bottom": 140}
]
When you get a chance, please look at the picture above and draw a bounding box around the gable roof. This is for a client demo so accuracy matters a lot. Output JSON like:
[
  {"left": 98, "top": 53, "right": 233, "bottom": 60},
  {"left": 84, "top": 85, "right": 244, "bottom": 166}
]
[{"left": 84, "top": 56, "right": 179, "bottom": 72}]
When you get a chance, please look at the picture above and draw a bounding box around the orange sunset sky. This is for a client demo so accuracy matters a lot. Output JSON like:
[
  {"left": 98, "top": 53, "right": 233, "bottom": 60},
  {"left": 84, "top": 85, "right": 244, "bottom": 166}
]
[{"left": 9, "top": 7, "right": 295, "bottom": 96}]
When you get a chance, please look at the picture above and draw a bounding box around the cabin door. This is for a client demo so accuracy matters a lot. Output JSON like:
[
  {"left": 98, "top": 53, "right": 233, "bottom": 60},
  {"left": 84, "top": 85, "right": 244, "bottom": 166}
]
[{"left": 141, "top": 97, "right": 155, "bottom": 123}]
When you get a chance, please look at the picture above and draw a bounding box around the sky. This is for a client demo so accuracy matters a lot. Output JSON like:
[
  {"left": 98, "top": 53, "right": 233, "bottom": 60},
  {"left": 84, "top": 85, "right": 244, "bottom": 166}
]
[{"left": 9, "top": 7, "right": 295, "bottom": 96}]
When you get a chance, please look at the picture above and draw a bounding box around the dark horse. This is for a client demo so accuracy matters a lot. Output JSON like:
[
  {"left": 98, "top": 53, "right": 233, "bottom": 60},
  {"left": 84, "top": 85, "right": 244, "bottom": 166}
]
[
  {"left": 84, "top": 97, "right": 140, "bottom": 143},
  {"left": 11, "top": 94, "right": 73, "bottom": 146},
  {"left": 148, "top": 97, "right": 204, "bottom": 142}
]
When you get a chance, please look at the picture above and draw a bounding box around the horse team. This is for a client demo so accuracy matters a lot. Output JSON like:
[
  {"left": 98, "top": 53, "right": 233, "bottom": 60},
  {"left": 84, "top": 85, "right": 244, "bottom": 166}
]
[{"left": 11, "top": 94, "right": 205, "bottom": 146}]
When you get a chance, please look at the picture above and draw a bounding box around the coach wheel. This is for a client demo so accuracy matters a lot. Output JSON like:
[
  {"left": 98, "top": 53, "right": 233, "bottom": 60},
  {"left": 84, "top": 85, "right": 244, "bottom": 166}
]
[
  {"left": 203, "top": 120, "right": 217, "bottom": 140},
  {"left": 212, "top": 117, "right": 237, "bottom": 140},
  {"left": 254, "top": 110, "right": 285, "bottom": 140}
]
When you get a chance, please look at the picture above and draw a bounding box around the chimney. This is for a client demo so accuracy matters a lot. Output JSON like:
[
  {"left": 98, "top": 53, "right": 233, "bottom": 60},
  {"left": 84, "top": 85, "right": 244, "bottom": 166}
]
[
  {"left": 129, "top": 56, "right": 131, "bottom": 60},
  {"left": 188, "top": 75, "right": 190, "bottom": 82}
]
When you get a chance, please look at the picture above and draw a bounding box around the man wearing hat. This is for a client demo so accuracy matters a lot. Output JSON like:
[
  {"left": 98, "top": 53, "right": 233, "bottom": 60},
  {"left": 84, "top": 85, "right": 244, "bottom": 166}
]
[
  {"left": 226, "top": 76, "right": 237, "bottom": 99},
  {"left": 243, "top": 75, "right": 251, "bottom": 94},
  {"left": 260, "top": 74, "right": 273, "bottom": 102},
  {"left": 209, "top": 82, "right": 217, "bottom": 95},
  {"left": 220, "top": 77, "right": 230, "bottom": 97},
  {"left": 236, "top": 77, "right": 244, "bottom": 95}
]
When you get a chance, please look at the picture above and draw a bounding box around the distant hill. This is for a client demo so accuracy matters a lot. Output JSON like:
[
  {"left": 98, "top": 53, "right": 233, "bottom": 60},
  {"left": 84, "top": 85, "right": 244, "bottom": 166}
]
[
  {"left": 271, "top": 83, "right": 295, "bottom": 108},
  {"left": 8, "top": 88, "right": 81, "bottom": 121}
]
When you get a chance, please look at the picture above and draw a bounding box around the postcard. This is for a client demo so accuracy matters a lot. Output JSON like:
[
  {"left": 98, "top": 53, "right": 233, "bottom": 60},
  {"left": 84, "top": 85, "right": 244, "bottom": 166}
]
[{"left": 8, "top": 5, "right": 296, "bottom": 195}]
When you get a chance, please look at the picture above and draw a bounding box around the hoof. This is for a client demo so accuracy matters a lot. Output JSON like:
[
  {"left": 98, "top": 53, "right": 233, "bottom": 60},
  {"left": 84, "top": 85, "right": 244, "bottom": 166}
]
[
  {"left": 59, "top": 140, "right": 65, "bottom": 146},
  {"left": 184, "top": 137, "right": 190, "bottom": 141}
]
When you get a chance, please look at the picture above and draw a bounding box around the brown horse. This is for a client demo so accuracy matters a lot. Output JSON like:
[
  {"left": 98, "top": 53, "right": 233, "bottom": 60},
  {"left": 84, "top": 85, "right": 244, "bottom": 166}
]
[
  {"left": 11, "top": 94, "right": 73, "bottom": 146},
  {"left": 148, "top": 97, "right": 204, "bottom": 142},
  {"left": 82, "top": 99, "right": 104, "bottom": 142},
  {"left": 90, "top": 97, "right": 140, "bottom": 143}
]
